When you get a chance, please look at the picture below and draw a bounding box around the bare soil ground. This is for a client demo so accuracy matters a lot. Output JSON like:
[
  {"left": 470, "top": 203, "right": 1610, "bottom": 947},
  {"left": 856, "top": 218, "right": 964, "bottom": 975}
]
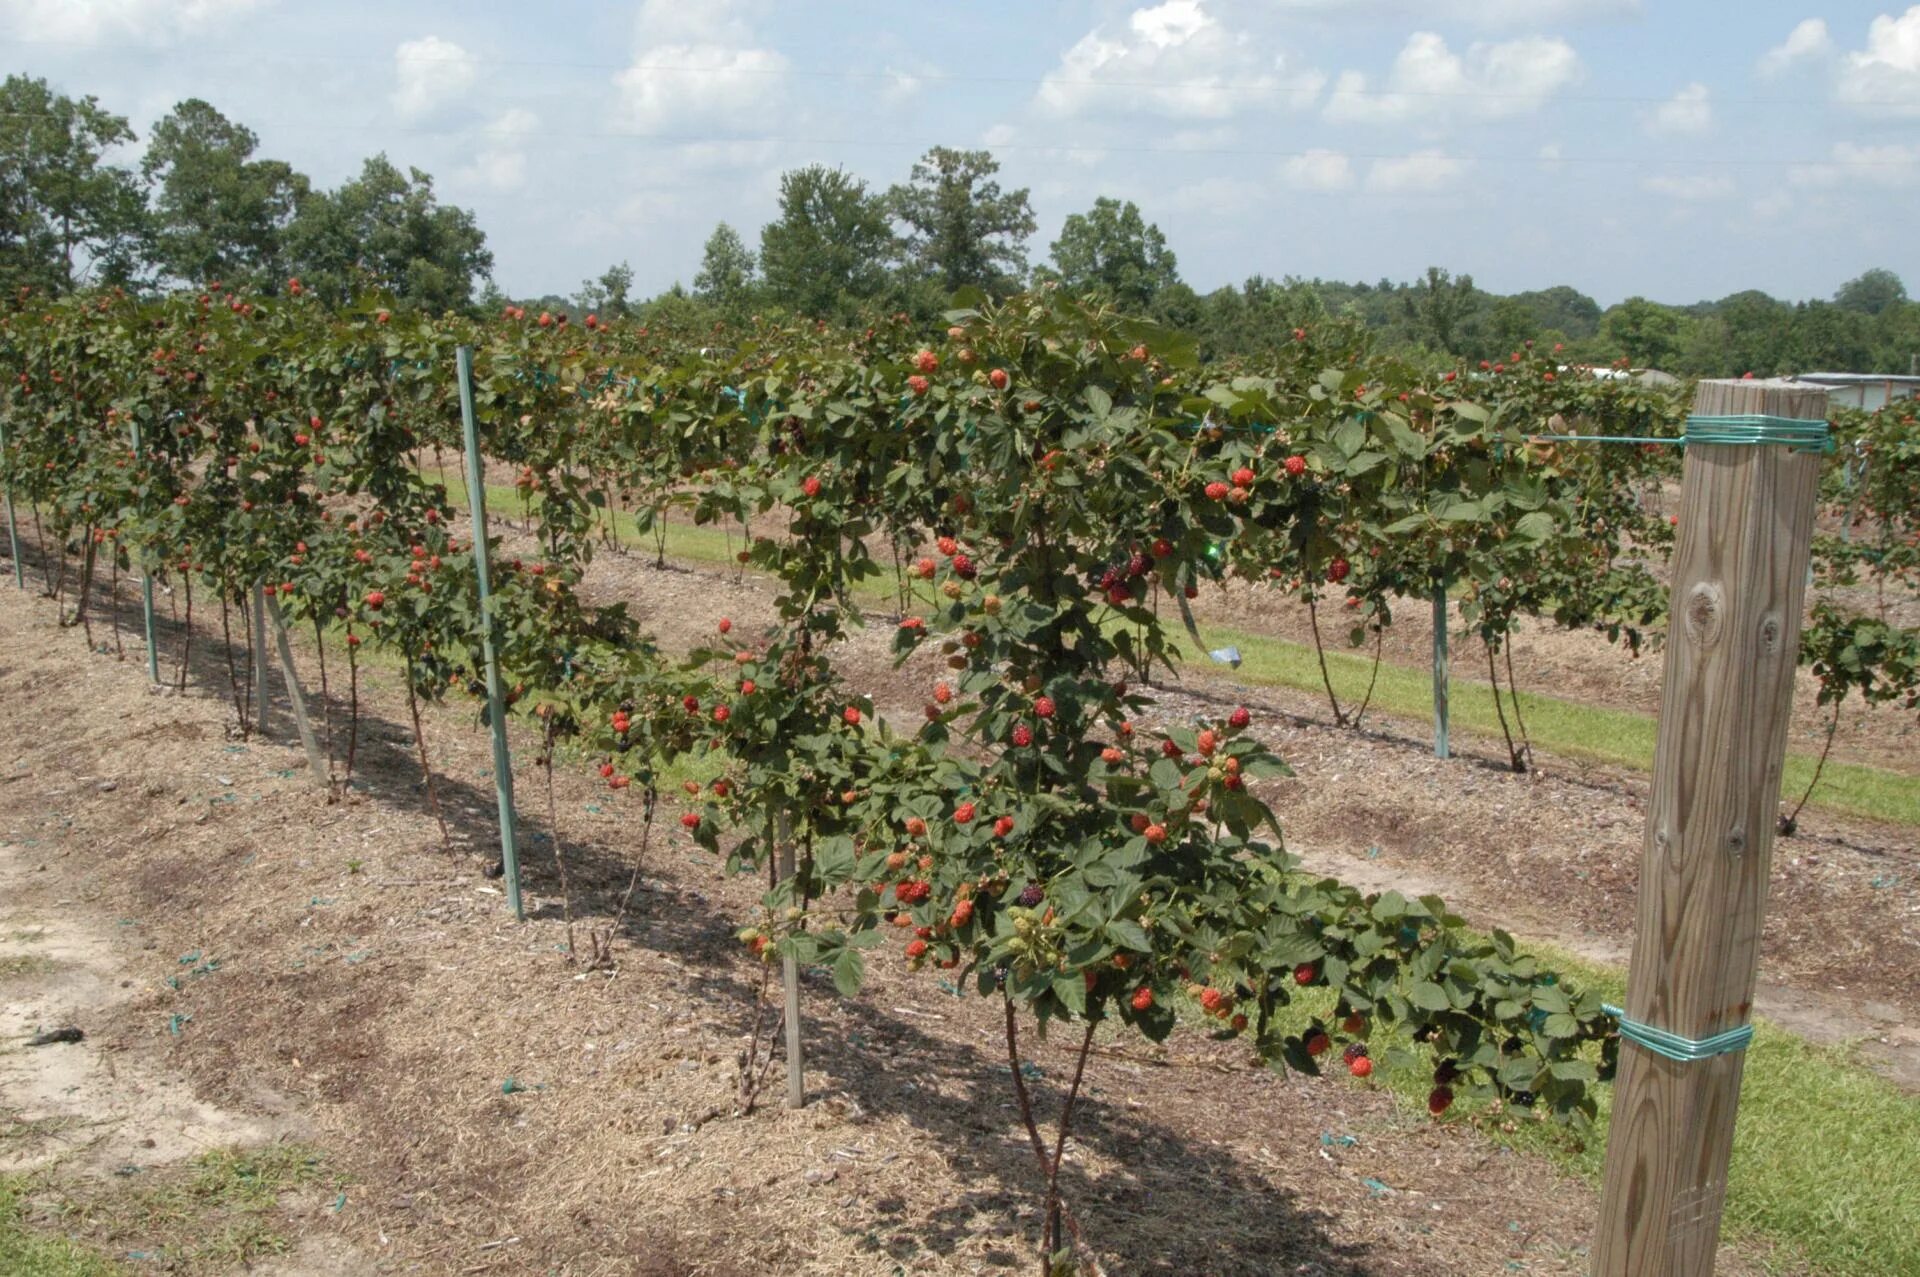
[{"left": 0, "top": 535, "right": 1819, "bottom": 1275}]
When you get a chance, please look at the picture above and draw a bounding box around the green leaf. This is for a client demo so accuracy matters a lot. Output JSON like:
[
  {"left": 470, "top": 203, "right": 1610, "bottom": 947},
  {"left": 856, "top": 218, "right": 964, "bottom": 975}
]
[{"left": 1408, "top": 981, "right": 1452, "bottom": 1012}]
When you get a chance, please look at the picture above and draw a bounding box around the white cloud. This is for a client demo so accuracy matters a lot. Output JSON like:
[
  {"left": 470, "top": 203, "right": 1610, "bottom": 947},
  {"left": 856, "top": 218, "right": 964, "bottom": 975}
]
[
  {"left": 1837, "top": 5, "right": 1920, "bottom": 115},
  {"left": 1364, "top": 149, "right": 1467, "bottom": 194},
  {"left": 0, "top": 0, "right": 266, "bottom": 45},
  {"left": 1324, "top": 32, "right": 1581, "bottom": 127},
  {"left": 462, "top": 109, "right": 538, "bottom": 191},
  {"left": 615, "top": 0, "right": 789, "bottom": 135},
  {"left": 1537, "top": 142, "right": 1565, "bottom": 171},
  {"left": 1036, "top": 0, "right": 1324, "bottom": 120},
  {"left": 1758, "top": 18, "right": 1832, "bottom": 75},
  {"left": 1789, "top": 141, "right": 1920, "bottom": 189},
  {"left": 1281, "top": 149, "right": 1355, "bottom": 191},
  {"left": 880, "top": 68, "right": 922, "bottom": 106},
  {"left": 1645, "top": 82, "right": 1711, "bottom": 137},
  {"left": 1641, "top": 173, "right": 1735, "bottom": 201},
  {"left": 391, "top": 36, "right": 478, "bottom": 121},
  {"left": 1269, "top": 0, "right": 1636, "bottom": 24}
]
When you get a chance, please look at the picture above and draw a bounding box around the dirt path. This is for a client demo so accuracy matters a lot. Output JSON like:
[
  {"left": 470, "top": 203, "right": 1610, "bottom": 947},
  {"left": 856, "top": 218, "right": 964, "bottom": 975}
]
[{"left": 0, "top": 545, "right": 1806, "bottom": 1275}]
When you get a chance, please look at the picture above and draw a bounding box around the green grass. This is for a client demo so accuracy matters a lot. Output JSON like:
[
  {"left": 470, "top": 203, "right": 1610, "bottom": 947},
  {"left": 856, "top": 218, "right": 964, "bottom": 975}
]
[
  {"left": 1259, "top": 943, "right": 1920, "bottom": 1277},
  {"left": 0, "top": 1176, "right": 120, "bottom": 1276},
  {"left": 44, "top": 1143, "right": 333, "bottom": 1274},
  {"left": 1188, "top": 623, "right": 1919, "bottom": 827},
  {"left": 0, "top": 953, "right": 55, "bottom": 980},
  {"left": 432, "top": 476, "right": 1919, "bottom": 826}
]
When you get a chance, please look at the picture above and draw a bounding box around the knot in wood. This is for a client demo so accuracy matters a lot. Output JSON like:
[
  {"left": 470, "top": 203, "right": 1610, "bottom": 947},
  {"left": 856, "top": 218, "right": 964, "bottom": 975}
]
[
  {"left": 1726, "top": 826, "right": 1746, "bottom": 859},
  {"left": 1758, "top": 613, "right": 1783, "bottom": 654},
  {"left": 1683, "top": 582, "right": 1724, "bottom": 648}
]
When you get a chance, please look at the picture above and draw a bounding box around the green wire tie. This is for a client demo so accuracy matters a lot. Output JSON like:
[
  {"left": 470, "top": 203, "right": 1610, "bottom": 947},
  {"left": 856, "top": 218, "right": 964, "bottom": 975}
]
[
  {"left": 1604, "top": 1004, "right": 1753, "bottom": 1062},
  {"left": 1532, "top": 414, "right": 1833, "bottom": 455}
]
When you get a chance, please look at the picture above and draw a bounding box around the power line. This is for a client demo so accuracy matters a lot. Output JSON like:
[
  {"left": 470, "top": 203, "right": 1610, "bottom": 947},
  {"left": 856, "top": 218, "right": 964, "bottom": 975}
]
[{"left": 0, "top": 107, "right": 1910, "bottom": 174}]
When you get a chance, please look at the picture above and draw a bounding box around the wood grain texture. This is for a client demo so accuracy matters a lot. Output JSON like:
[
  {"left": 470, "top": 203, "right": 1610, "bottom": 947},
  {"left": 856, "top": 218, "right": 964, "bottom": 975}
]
[{"left": 1592, "top": 380, "right": 1826, "bottom": 1276}]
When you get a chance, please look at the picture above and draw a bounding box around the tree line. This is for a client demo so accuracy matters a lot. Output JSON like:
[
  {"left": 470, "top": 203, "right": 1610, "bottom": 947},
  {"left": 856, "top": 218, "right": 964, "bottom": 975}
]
[{"left": 5, "top": 72, "right": 1913, "bottom": 376}]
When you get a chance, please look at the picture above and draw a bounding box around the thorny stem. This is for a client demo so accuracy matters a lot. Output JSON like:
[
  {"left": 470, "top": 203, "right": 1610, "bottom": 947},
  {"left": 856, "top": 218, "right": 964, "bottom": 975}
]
[
  {"left": 1351, "top": 625, "right": 1384, "bottom": 728},
  {"left": 541, "top": 717, "right": 577, "bottom": 962},
  {"left": 1305, "top": 593, "right": 1347, "bottom": 726},
  {"left": 310, "top": 617, "right": 335, "bottom": 786},
  {"left": 220, "top": 590, "right": 247, "bottom": 736},
  {"left": 344, "top": 639, "right": 360, "bottom": 782},
  {"left": 178, "top": 575, "right": 193, "bottom": 693},
  {"left": 1003, "top": 993, "right": 1098, "bottom": 1277},
  {"left": 1780, "top": 699, "right": 1842, "bottom": 836},
  {"left": 1503, "top": 642, "right": 1533, "bottom": 771},
  {"left": 405, "top": 660, "right": 451, "bottom": 851},
  {"left": 1486, "top": 635, "right": 1525, "bottom": 774}
]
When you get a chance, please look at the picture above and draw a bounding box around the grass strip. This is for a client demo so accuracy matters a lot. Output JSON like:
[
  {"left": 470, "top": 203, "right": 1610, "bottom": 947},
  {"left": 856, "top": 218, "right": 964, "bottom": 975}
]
[{"left": 1269, "top": 942, "right": 1920, "bottom": 1277}]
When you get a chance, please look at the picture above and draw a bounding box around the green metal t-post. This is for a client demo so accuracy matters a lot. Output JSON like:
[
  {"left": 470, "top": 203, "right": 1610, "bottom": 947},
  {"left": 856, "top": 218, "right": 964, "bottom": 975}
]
[
  {"left": 456, "top": 346, "right": 523, "bottom": 920},
  {"left": 0, "top": 418, "right": 22, "bottom": 589},
  {"left": 1432, "top": 585, "right": 1450, "bottom": 759},
  {"left": 128, "top": 418, "right": 161, "bottom": 683}
]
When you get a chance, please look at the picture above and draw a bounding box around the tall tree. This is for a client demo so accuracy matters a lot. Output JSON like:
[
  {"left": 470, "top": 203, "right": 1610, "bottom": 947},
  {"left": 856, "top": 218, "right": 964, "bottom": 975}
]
[
  {"left": 1046, "top": 197, "right": 1179, "bottom": 312},
  {"left": 1602, "top": 297, "right": 1685, "bottom": 368},
  {"left": 759, "top": 165, "right": 895, "bottom": 319},
  {"left": 577, "top": 262, "right": 635, "bottom": 319},
  {"left": 886, "top": 147, "right": 1034, "bottom": 296},
  {"left": 692, "top": 223, "right": 757, "bottom": 311},
  {"left": 142, "top": 99, "right": 307, "bottom": 289},
  {"left": 1407, "top": 266, "right": 1479, "bottom": 355},
  {"left": 1834, "top": 268, "right": 1907, "bottom": 317},
  {"left": 285, "top": 155, "right": 491, "bottom": 312},
  {"left": 0, "top": 75, "right": 146, "bottom": 294}
]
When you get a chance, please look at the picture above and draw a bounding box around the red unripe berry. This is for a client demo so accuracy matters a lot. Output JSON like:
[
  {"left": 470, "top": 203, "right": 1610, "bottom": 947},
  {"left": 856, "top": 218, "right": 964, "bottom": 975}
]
[
  {"left": 1349, "top": 1057, "right": 1374, "bottom": 1079},
  {"left": 713, "top": 706, "right": 730, "bottom": 724},
  {"left": 907, "top": 375, "right": 930, "bottom": 397},
  {"left": 1428, "top": 1086, "right": 1454, "bottom": 1115},
  {"left": 1229, "top": 706, "right": 1250, "bottom": 729},
  {"left": 802, "top": 475, "right": 822, "bottom": 498},
  {"left": 905, "top": 816, "right": 928, "bottom": 837},
  {"left": 1232, "top": 467, "right": 1255, "bottom": 488},
  {"left": 906, "top": 939, "right": 928, "bottom": 959},
  {"left": 718, "top": 617, "right": 732, "bottom": 633},
  {"left": 1306, "top": 1031, "right": 1332, "bottom": 1057},
  {"left": 989, "top": 368, "right": 1009, "bottom": 390},
  {"left": 1293, "top": 962, "right": 1316, "bottom": 986},
  {"left": 1204, "top": 481, "right": 1229, "bottom": 501},
  {"left": 1144, "top": 823, "right": 1167, "bottom": 845},
  {"left": 1129, "top": 812, "right": 1150, "bottom": 834},
  {"left": 953, "top": 801, "right": 975, "bottom": 825},
  {"left": 843, "top": 705, "right": 862, "bottom": 725},
  {"left": 1131, "top": 987, "right": 1154, "bottom": 1012},
  {"left": 914, "top": 349, "right": 938, "bottom": 373},
  {"left": 680, "top": 812, "right": 700, "bottom": 830},
  {"left": 1033, "top": 696, "right": 1055, "bottom": 719},
  {"left": 365, "top": 590, "right": 385, "bottom": 609}
]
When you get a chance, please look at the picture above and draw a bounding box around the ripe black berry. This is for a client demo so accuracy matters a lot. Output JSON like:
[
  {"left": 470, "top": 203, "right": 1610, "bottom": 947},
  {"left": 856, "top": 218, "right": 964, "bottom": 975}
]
[{"left": 1017, "top": 884, "right": 1045, "bottom": 907}]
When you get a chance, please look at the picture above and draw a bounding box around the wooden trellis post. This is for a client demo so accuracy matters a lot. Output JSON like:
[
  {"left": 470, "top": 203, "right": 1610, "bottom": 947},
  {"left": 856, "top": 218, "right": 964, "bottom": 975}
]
[
  {"left": 1593, "top": 379, "right": 1828, "bottom": 1276},
  {"left": 2, "top": 419, "right": 23, "bottom": 589}
]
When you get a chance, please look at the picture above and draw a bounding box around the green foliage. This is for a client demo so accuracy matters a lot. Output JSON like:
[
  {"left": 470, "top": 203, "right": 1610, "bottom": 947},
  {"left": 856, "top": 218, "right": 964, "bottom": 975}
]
[
  {"left": 283, "top": 155, "right": 492, "bottom": 312},
  {"left": 0, "top": 74, "right": 146, "bottom": 294},
  {"left": 759, "top": 165, "right": 897, "bottom": 320},
  {"left": 1045, "top": 197, "right": 1179, "bottom": 311},
  {"left": 885, "top": 147, "right": 1036, "bottom": 296},
  {"left": 141, "top": 99, "right": 308, "bottom": 290}
]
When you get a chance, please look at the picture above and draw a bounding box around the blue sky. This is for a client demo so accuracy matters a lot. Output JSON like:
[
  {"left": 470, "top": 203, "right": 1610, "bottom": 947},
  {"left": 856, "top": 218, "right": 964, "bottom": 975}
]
[{"left": 5, "top": 1, "right": 1918, "bottom": 307}]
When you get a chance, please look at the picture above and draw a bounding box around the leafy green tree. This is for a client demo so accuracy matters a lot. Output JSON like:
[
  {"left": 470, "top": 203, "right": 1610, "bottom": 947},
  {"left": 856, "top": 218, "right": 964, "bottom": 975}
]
[
  {"left": 577, "top": 262, "right": 635, "bottom": 319},
  {"left": 285, "top": 155, "right": 492, "bottom": 311},
  {"left": 692, "top": 223, "right": 757, "bottom": 312},
  {"left": 0, "top": 75, "right": 147, "bottom": 294},
  {"left": 1601, "top": 297, "right": 1684, "bottom": 368},
  {"left": 142, "top": 99, "right": 308, "bottom": 289},
  {"left": 1407, "top": 266, "right": 1480, "bottom": 355},
  {"left": 886, "top": 147, "right": 1034, "bottom": 296},
  {"left": 1834, "top": 268, "right": 1908, "bottom": 317},
  {"left": 759, "top": 165, "right": 896, "bottom": 319},
  {"left": 1507, "top": 285, "right": 1602, "bottom": 341},
  {"left": 1046, "top": 197, "right": 1179, "bottom": 311}
]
